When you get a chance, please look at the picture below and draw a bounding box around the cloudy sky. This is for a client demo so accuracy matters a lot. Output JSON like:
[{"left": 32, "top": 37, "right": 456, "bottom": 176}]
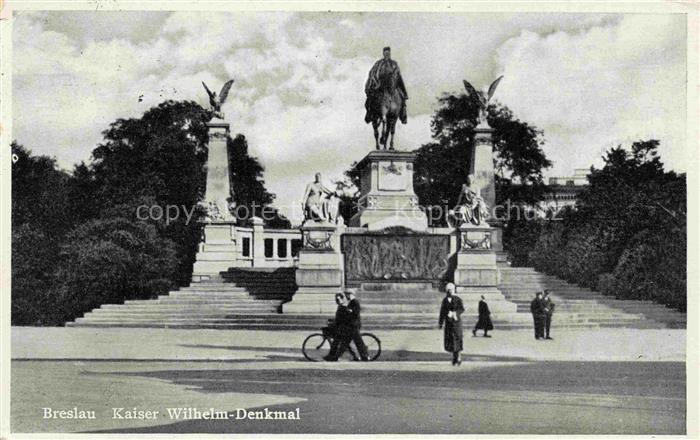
[{"left": 13, "top": 11, "right": 687, "bottom": 223}]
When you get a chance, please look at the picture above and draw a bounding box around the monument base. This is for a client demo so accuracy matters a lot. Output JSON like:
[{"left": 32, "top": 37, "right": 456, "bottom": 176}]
[
  {"left": 453, "top": 226, "right": 517, "bottom": 314},
  {"left": 348, "top": 150, "right": 428, "bottom": 231},
  {"left": 192, "top": 221, "right": 240, "bottom": 282},
  {"left": 283, "top": 223, "right": 343, "bottom": 314}
]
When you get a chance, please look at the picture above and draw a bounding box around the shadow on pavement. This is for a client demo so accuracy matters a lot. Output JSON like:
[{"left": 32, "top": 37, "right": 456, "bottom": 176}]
[{"left": 86, "top": 359, "right": 685, "bottom": 434}]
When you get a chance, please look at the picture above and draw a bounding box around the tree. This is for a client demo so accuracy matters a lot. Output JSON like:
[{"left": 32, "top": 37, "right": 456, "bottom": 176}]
[
  {"left": 11, "top": 143, "right": 75, "bottom": 325},
  {"left": 84, "top": 100, "right": 288, "bottom": 282},
  {"left": 528, "top": 140, "right": 686, "bottom": 310},
  {"left": 11, "top": 142, "right": 73, "bottom": 235}
]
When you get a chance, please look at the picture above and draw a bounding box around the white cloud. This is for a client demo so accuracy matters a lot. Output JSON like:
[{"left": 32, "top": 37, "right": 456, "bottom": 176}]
[{"left": 495, "top": 14, "right": 686, "bottom": 176}]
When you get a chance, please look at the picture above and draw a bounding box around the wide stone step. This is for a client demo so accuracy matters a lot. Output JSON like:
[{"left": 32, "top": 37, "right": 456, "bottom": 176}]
[
  {"left": 181, "top": 285, "right": 295, "bottom": 291},
  {"left": 74, "top": 317, "right": 665, "bottom": 330},
  {"left": 167, "top": 292, "right": 292, "bottom": 300},
  {"left": 499, "top": 286, "right": 592, "bottom": 292},
  {"left": 103, "top": 299, "right": 284, "bottom": 307},
  {"left": 359, "top": 282, "right": 436, "bottom": 291},
  {"left": 69, "top": 322, "right": 575, "bottom": 330},
  {"left": 76, "top": 313, "right": 632, "bottom": 325}
]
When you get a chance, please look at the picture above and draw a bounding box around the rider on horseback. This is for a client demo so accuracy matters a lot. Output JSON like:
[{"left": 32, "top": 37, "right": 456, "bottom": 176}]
[{"left": 364, "top": 47, "right": 408, "bottom": 125}]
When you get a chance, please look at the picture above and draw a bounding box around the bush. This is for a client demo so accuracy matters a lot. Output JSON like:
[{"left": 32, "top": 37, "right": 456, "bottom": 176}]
[
  {"left": 503, "top": 216, "right": 543, "bottom": 267},
  {"left": 529, "top": 222, "right": 565, "bottom": 275},
  {"left": 53, "top": 218, "right": 179, "bottom": 323},
  {"left": 598, "top": 230, "right": 685, "bottom": 311}
]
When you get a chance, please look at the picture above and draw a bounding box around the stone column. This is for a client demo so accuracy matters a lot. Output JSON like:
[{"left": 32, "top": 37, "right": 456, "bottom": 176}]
[
  {"left": 191, "top": 120, "right": 238, "bottom": 281},
  {"left": 252, "top": 216, "right": 266, "bottom": 267},
  {"left": 472, "top": 122, "right": 496, "bottom": 210},
  {"left": 204, "top": 121, "right": 233, "bottom": 211},
  {"left": 472, "top": 122, "right": 503, "bottom": 252}
]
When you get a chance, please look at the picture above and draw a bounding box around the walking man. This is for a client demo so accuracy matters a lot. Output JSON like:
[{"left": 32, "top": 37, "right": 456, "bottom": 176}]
[
  {"left": 334, "top": 289, "right": 369, "bottom": 361},
  {"left": 472, "top": 295, "right": 493, "bottom": 337},
  {"left": 438, "top": 282, "right": 465, "bottom": 365},
  {"left": 543, "top": 290, "right": 555, "bottom": 340},
  {"left": 323, "top": 293, "right": 351, "bottom": 361},
  {"left": 530, "top": 291, "right": 546, "bottom": 340}
]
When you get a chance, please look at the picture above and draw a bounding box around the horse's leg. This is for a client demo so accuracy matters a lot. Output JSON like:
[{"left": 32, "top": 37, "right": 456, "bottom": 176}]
[
  {"left": 372, "top": 120, "right": 380, "bottom": 150},
  {"left": 380, "top": 106, "right": 389, "bottom": 149},
  {"left": 389, "top": 115, "right": 397, "bottom": 150}
]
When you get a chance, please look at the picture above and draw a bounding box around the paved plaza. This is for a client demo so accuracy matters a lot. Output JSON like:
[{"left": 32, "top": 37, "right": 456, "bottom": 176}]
[{"left": 10, "top": 326, "right": 686, "bottom": 434}]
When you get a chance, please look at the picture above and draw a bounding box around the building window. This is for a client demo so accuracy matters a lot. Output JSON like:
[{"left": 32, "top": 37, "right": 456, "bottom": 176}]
[
  {"left": 291, "top": 239, "right": 302, "bottom": 257},
  {"left": 242, "top": 237, "right": 250, "bottom": 257},
  {"left": 264, "top": 238, "right": 273, "bottom": 258},
  {"left": 278, "top": 239, "right": 288, "bottom": 258}
]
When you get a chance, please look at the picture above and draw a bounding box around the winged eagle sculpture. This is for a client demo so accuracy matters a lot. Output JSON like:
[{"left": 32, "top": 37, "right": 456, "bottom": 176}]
[
  {"left": 462, "top": 75, "right": 504, "bottom": 126},
  {"left": 202, "top": 79, "right": 234, "bottom": 120}
]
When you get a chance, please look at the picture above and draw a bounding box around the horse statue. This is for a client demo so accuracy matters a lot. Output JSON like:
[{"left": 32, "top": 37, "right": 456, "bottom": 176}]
[
  {"left": 364, "top": 47, "right": 408, "bottom": 150},
  {"left": 369, "top": 77, "right": 404, "bottom": 150}
]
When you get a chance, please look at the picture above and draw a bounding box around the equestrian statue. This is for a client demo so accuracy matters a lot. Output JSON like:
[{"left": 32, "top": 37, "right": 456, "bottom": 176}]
[{"left": 364, "top": 47, "right": 408, "bottom": 150}]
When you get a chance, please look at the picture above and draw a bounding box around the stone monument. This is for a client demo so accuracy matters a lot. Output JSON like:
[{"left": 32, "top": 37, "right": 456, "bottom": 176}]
[
  {"left": 451, "top": 77, "right": 512, "bottom": 314},
  {"left": 192, "top": 80, "right": 239, "bottom": 281}
]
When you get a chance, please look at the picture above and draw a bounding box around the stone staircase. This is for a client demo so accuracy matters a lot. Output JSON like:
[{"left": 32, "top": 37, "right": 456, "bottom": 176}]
[
  {"left": 498, "top": 265, "right": 686, "bottom": 329},
  {"left": 68, "top": 265, "right": 685, "bottom": 331},
  {"left": 67, "top": 268, "right": 298, "bottom": 329}
]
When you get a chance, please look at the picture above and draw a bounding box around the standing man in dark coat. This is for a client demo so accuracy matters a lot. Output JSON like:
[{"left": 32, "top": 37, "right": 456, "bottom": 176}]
[
  {"left": 542, "top": 290, "right": 555, "bottom": 340},
  {"left": 334, "top": 290, "right": 369, "bottom": 361},
  {"left": 438, "top": 282, "right": 465, "bottom": 365},
  {"left": 472, "top": 295, "right": 493, "bottom": 337},
  {"left": 530, "top": 291, "right": 546, "bottom": 340}
]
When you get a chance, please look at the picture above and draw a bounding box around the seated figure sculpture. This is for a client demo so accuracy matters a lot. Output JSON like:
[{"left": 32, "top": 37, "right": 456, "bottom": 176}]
[
  {"left": 448, "top": 174, "right": 489, "bottom": 227},
  {"left": 302, "top": 172, "right": 333, "bottom": 224}
]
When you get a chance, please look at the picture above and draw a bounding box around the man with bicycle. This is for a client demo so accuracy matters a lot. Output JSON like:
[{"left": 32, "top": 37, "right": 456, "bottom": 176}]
[{"left": 324, "top": 290, "right": 369, "bottom": 361}]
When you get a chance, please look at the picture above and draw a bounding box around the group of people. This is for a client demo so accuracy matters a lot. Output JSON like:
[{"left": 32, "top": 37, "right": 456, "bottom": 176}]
[
  {"left": 322, "top": 283, "right": 555, "bottom": 365},
  {"left": 437, "top": 285, "right": 557, "bottom": 365},
  {"left": 530, "top": 290, "right": 555, "bottom": 340}
]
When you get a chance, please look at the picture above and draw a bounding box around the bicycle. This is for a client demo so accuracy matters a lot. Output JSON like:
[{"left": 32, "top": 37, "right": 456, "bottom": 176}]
[{"left": 302, "top": 325, "right": 381, "bottom": 362}]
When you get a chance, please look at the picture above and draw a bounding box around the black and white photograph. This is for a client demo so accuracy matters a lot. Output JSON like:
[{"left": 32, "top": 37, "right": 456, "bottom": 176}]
[{"left": 1, "top": 1, "right": 696, "bottom": 436}]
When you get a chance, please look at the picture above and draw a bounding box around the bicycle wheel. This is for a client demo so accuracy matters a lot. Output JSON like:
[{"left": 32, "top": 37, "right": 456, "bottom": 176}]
[
  {"left": 361, "top": 333, "right": 381, "bottom": 361},
  {"left": 302, "top": 333, "right": 330, "bottom": 362}
]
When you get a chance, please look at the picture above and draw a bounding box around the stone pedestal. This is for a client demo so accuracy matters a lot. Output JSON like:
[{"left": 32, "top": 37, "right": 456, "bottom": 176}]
[
  {"left": 453, "top": 226, "right": 516, "bottom": 314},
  {"left": 349, "top": 150, "right": 428, "bottom": 231},
  {"left": 283, "top": 223, "right": 344, "bottom": 314},
  {"left": 192, "top": 221, "right": 238, "bottom": 281}
]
